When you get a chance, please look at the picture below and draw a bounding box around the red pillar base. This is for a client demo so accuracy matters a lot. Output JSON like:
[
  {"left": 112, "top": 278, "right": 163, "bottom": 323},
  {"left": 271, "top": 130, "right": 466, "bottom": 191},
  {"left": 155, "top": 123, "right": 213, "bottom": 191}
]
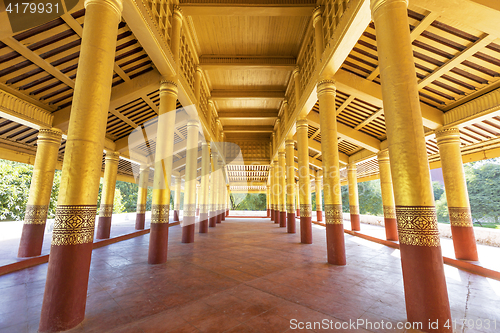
[
  {"left": 400, "top": 243, "right": 452, "bottom": 332},
  {"left": 39, "top": 242, "right": 93, "bottom": 332},
  {"left": 384, "top": 217, "right": 398, "bottom": 241},
  {"left": 326, "top": 224, "right": 346, "bottom": 265},
  {"left": 199, "top": 213, "right": 209, "bottom": 233},
  {"left": 279, "top": 212, "right": 286, "bottom": 228},
  {"left": 271, "top": 209, "right": 275, "bottom": 221},
  {"left": 135, "top": 213, "right": 145, "bottom": 230},
  {"left": 450, "top": 225, "right": 478, "bottom": 261},
  {"left": 96, "top": 216, "right": 112, "bottom": 239},
  {"left": 300, "top": 216, "right": 312, "bottom": 244},
  {"left": 18, "top": 223, "right": 45, "bottom": 258},
  {"left": 174, "top": 210, "right": 179, "bottom": 222},
  {"left": 350, "top": 214, "right": 360, "bottom": 231},
  {"left": 196, "top": 208, "right": 199, "bottom": 216},
  {"left": 275, "top": 211, "right": 280, "bottom": 225},
  {"left": 182, "top": 218, "right": 195, "bottom": 243},
  {"left": 209, "top": 214, "right": 217, "bottom": 227},
  {"left": 226, "top": 210, "right": 229, "bottom": 217},
  {"left": 216, "top": 211, "right": 222, "bottom": 224},
  {"left": 148, "top": 223, "right": 169, "bottom": 264},
  {"left": 267, "top": 209, "right": 270, "bottom": 217},
  {"left": 296, "top": 208, "right": 300, "bottom": 217},
  {"left": 287, "top": 213, "right": 296, "bottom": 233},
  {"left": 317, "top": 211, "right": 323, "bottom": 222},
  {"left": 222, "top": 212, "right": 226, "bottom": 221}
]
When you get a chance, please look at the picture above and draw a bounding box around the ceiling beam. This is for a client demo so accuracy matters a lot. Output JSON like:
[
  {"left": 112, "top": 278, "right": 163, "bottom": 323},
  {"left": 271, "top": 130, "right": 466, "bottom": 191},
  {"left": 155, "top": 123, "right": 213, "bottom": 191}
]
[
  {"left": 180, "top": 2, "right": 316, "bottom": 16},
  {"left": 224, "top": 126, "right": 274, "bottom": 133},
  {"left": 211, "top": 90, "right": 285, "bottom": 100},
  {"left": 334, "top": 70, "right": 444, "bottom": 129},
  {"left": 306, "top": 112, "right": 381, "bottom": 153},
  {"left": 218, "top": 110, "right": 279, "bottom": 119},
  {"left": 200, "top": 56, "right": 296, "bottom": 70}
]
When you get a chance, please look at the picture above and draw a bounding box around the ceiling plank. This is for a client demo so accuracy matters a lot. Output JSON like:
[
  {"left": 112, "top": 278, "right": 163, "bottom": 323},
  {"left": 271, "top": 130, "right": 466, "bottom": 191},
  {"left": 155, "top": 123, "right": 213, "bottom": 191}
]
[
  {"left": 218, "top": 110, "right": 279, "bottom": 119},
  {"left": 211, "top": 90, "right": 285, "bottom": 100},
  {"left": 180, "top": 3, "right": 316, "bottom": 16},
  {"left": 200, "top": 56, "right": 296, "bottom": 70},
  {"left": 224, "top": 126, "right": 274, "bottom": 133}
]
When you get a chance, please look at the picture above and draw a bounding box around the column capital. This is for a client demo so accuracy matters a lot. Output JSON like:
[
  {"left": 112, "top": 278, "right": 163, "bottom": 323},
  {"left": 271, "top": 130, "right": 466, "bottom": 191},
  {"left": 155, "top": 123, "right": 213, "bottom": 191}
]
[
  {"left": 435, "top": 127, "right": 460, "bottom": 145},
  {"left": 370, "top": 0, "right": 408, "bottom": 17},
  {"left": 296, "top": 119, "right": 308, "bottom": 129},
  {"left": 187, "top": 119, "right": 200, "bottom": 127},
  {"left": 317, "top": 79, "right": 336, "bottom": 97},
  {"left": 160, "top": 78, "right": 178, "bottom": 95},
  {"left": 377, "top": 149, "right": 390, "bottom": 162},
  {"left": 104, "top": 150, "right": 120, "bottom": 163},
  {"left": 37, "top": 127, "right": 63, "bottom": 145},
  {"left": 195, "top": 65, "right": 203, "bottom": 74},
  {"left": 85, "top": 0, "right": 123, "bottom": 18},
  {"left": 285, "top": 139, "right": 294, "bottom": 146},
  {"left": 292, "top": 66, "right": 300, "bottom": 77},
  {"left": 282, "top": 99, "right": 288, "bottom": 106},
  {"left": 278, "top": 150, "right": 286, "bottom": 157},
  {"left": 312, "top": 6, "right": 323, "bottom": 27},
  {"left": 347, "top": 162, "right": 357, "bottom": 171},
  {"left": 173, "top": 5, "right": 184, "bottom": 21}
]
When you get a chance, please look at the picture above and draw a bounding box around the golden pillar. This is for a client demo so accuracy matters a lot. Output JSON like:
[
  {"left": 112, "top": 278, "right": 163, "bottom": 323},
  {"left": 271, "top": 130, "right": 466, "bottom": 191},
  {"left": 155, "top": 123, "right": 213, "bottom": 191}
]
[
  {"left": 347, "top": 163, "right": 360, "bottom": 231},
  {"left": 226, "top": 185, "right": 230, "bottom": 217},
  {"left": 273, "top": 159, "right": 280, "bottom": 225},
  {"left": 217, "top": 156, "right": 225, "bottom": 223},
  {"left": 312, "top": 6, "right": 324, "bottom": 63},
  {"left": 296, "top": 181, "right": 300, "bottom": 217},
  {"left": 39, "top": 0, "right": 123, "bottom": 331},
  {"left": 371, "top": 0, "right": 451, "bottom": 328},
  {"left": 436, "top": 127, "right": 478, "bottom": 261},
  {"left": 296, "top": 119, "right": 312, "bottom": 244},
  {"left": 270, "top": 163, "right": 275, "bottom": 221},
  {"left": 135, "top": 164, "right": 149, "bottom": 230},
  {"left": 266, "top": 185, "right": 271, "bottom": 217},
  {"left": 209, "top": 152, "right": 218, "bottom": 227},
  {"left": 315, "top": 172, "right": 323, "bottom": 222},
  {"left": 278, "top": 150, "right": 287, "bottom": 228},
  {"left": 292, "top": 67, "right": 301, "bottom": 106},
  {"left": 96, "top": 151, "right": 120, "bottom": 239},
  {"left": 285, "top": 139, "right": 296, "bottom": 233},
  {"left": 199, "top": 142, "right": 210, "bottom": 233},
  {"left": 18, "top": 128, "right": 62, "bottom": 258},
  {"left": 317, "top": 79, "right": 346, "bottom": 265},
  {"left": 195, "top": 182, "right": 200, "bottom": 217},
  {"left": 377, "top": 150, "right": 398, "bottom": 241},
  {"left": 173, "top": 175, "right": 181, "bottom": 222},
  {"left": 170, "top": 5, "right": 183, "bottom": 64},
  {"left": 148, "top": 78, "right": 177, "bottom": 265},
  {"left": 181, "top": 120, "right": 199, "bottom": 243}
]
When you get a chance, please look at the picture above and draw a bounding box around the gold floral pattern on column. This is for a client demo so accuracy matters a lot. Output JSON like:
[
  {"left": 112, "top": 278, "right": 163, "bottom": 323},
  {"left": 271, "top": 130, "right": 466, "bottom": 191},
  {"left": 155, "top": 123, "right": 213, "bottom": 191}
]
[
  {"left": 151, "top": 204, "right": 169, "bottom": 224},
  {"left": 184, "top": 204, "right": 196, "bottom": 217},
  {"left": 52, "top": 205, "right": 96, "bottom": 246},
  {"left": 24, "top": 205, "right": 49, "bottom": 224},
  {"left": 136, "top": 204, "right": 146, "bottom": 214},
  {"left": 448, "top": 207, "right": 473, "bottom": 227},
  {"left": 300, "top": 204, "right": 312, "bottom": 217},
  {"left": 99, "top": 204, "right": 113, "bottom": 217},
  {"left": 383, "top": 205, "right": 396, "bottom": 219},
  {"left": 396, "top": 206, "right": 440, "bottom": 247},
  {"left": 324, "top": 204, "right": 342, "bottom": 224}
]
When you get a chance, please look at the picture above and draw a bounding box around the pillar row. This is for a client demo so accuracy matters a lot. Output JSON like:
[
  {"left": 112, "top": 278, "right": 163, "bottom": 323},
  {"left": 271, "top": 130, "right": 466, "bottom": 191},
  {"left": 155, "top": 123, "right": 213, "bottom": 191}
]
[
  {"left": 278, "top": 150, "right": 287, "bottom": 228},
  {"left": 377, "top": 150, "right": 398, "bottom": 241},
  {"left": 317, "top": 79, "right": 346, "bottom": 265},
  {"left": 18, "top": 128, "right": 62, "bottom": 258},
  {"left": 436, "top": 127, "right": 478, "bottom": 261},
  {"left": 39, "top": 0, "right": 124, "bottom": 330},
  {"left": 135, "top": 164, "right": 149, "bottom": 230},
  {"left": 181, "top": 120, "right": 199, "bottom": 243},
  {"left": 266, "top": 185, "right": 271, "bottom": 218},
  {"left": 96, "top": 151, "right": 120, "bottom": 239},
  {"left": 209, "top": 152, "right": 217, "bottom": 227},
  {"left": 199, "top": 142, "right": 210, "bottom": 233},
  {"left": 347, "top": 163, "right": 360, "bottom": 231},
  {"left": 273, "top": 159, "right": 280, "bottom": 225},
  {"left": 285, "top": 139, "right": 296, "bottom": 233},
  {"left": 371, "top": 0, "right": 451, "bottom": 328},
  {"left": 296, "top": 119, "right": 312, "bottom": 244}
]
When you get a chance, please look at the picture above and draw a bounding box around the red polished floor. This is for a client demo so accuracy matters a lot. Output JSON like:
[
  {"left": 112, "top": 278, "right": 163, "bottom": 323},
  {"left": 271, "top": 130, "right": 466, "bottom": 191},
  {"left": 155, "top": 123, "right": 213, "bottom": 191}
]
[{"left": 0, "top": 218, "right": 499, "bottom": 333}]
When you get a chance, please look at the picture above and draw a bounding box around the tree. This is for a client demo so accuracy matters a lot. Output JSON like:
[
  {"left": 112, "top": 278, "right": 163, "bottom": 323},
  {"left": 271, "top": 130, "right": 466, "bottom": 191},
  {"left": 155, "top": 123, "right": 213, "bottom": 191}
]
[
  {"left": 432, "top": 181, "right": 444, "bottom": 201},
  {"left": 464, "top": 161, "right": 500, "bottom": 224},
  {"left": 435, "top": 191, "right": 449, "bottom": 223},
  {"left": 358, "top": 180, "right": 383, "bottom": 216},
  {"left": 115, "top": 180, "right": 138, "bottom": 212},
  {"left": 0, "top": 160, "right": 33, "bottom": 220},
  {"left": 230, "top": 193, "right": 266, "bottom": 211}
]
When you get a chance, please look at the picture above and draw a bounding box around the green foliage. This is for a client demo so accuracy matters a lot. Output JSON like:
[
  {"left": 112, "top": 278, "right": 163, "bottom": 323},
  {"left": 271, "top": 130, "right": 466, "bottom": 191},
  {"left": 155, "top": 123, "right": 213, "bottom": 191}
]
[
  {"left": 358, "top": 180, "right": 383, "bottom": 216},
  {"left": 230, "top": 193, "right": 266, "bottom": 211},
  {"left": 341, "top": 185, "right": 349, "bottom": 213},
  {"left": 432, "top": 181, "right": 444, "bottom": 201},
  {"left": 464, "top": 161, "right": 500, "bottom": 224},
  {"left": 0, "top": 160, "right": 34, "bottom": 221},
  {"left": 113, "top": 188, "right": 126, "bottom": 214},
  {"left": 435, "top": 191, "right": 449, "bottom": 223},
  {"left": 115, "top": 181, "right": 138, "bottom": 212}
]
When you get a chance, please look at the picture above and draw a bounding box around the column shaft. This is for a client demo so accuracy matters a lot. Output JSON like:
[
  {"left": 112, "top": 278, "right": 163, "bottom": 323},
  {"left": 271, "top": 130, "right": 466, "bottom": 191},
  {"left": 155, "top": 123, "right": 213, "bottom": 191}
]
[
  {"left": 270, "top": 164, "right": 275, "bottom": 221},
  {"left": 217, "top": 157, "right": 224, "bottom": 223},
  {"left": 96, "top": 151, "right": 119, "bottom": 239},
  {"left": 18, "top": 128, "right": 62, "bottom": 258},
  {"left": 313, "top": 6, "right": 324, "bottom": 63},
  {"left": 39, "top": 0, "right": 123, "bottom": 330},
  {"left": 317, "top": 79, "right": 346, "bottom": 265},
  {"left": 266, "top": 185, "right": 271, "bottom": 218},
  {"left": 173, "top": 175, "right": 181, "bottom": 222},
  {"left": 209, "top": 153, "right": 217, "bottom": 227},
  {"left": 181, "top": 120, "right": 199, "bottom": 243},
  {"left": 377, "top": 151, "right": 398, "bottom": 241},
  {"left": 199, "top": 143, "right": 210, "bottom": 233},
  {"left": 371, "top": 0, "right": 451, "bottom": 328},
  {"left": 296, "top": 182, "right": 300, "bottom": 217},
  {"left": 148, "top": 79, "right": 178, "bottom": 264},
  {"left": 297, "top": 119, "right": 312, "bottom": 244},
  {"left": 315, "top": 175, "right": 323, "bottom": 222},
  {"left": 273, "top": 159, "right": 280, "bottom": 225},
  {"left": 278, "top": 150, "right": 287, "bottom": 228},
  {"left": 285, "top": 140, "right": 296, "bottom": 233},
  {"left": 436, "top": 128, "right": 478, "bottom": 260},
  {"left": 347, "top": 163, "right": 360, "bottom": 231},
  {"left": 135, "top": 165, "right": 149, "bottom": 230}
]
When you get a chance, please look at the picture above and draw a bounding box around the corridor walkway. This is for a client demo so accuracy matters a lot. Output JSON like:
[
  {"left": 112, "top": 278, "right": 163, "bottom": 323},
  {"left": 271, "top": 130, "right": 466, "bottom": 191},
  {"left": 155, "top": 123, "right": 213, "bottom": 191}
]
[{"left": 1, "top": 218, "right": 499, "bottom": 333}]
